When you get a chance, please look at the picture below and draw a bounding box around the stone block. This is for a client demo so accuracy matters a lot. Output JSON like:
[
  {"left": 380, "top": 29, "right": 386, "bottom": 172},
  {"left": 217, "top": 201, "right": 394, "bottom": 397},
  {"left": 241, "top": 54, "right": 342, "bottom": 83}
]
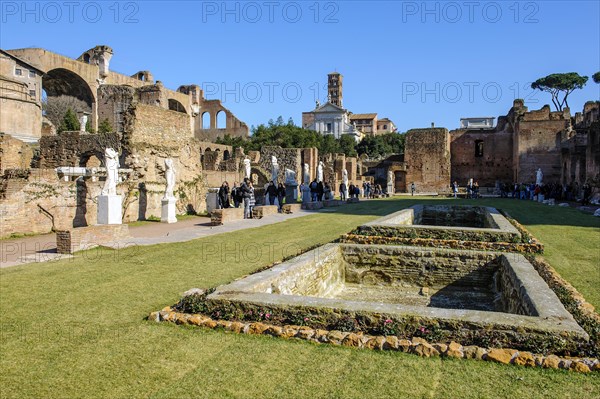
[
  {"left": 252, "top": 205, "right": 279, "bottom": 219},
  {"left": 210, "top": 208, "right": 244, "bottom": 225},
  {"left": 56, "top": 224, "right": 130, "bottom": 254},
  {"left": 323, "top": 199, "right": 344, "bottom": 207},
  {"left": 281, "top": 203, "right": 302, "bottom": 214},
  {"left": 97, "top": 195, "right": 122, "bottom": 225}
]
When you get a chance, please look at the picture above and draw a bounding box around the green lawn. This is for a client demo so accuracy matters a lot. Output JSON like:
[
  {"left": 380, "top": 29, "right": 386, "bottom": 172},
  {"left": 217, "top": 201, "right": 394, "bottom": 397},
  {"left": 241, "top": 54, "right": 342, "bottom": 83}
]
[{"left": 1, "top": 197, "right": 599, "bottom": 399}]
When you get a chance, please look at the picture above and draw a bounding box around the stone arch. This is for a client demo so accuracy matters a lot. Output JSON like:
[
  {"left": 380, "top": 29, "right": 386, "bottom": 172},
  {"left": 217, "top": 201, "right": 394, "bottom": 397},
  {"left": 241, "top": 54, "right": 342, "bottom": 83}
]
[
  {"left": 168, "top": 98, "right": 187, "bottom": 114},
  {"left": 250, "top": 166, "right": 269, "bottom": 186},
  {"left": 79, "top": 151, "right": 103, "bottom": 168},
  {"left": 201, "top": 112, "right": 210, "bottom": 129},
  {"left": 216, "top": 110, "right": 226, "bottom": 129},
  {"left": 223, "top": 150, "right": 230, "bottom": 160},
  {"left": 43, "top": 68, "right": 95, "bottom": 110}
]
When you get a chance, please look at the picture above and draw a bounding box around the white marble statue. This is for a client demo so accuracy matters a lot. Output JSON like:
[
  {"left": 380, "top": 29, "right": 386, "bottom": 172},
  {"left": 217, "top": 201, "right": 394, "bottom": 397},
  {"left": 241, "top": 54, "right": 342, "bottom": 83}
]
[
  {"left": 285, "top": 168, "right": 297, "bottom": 185},
  {"left": 387, "top": 170, "right": 394, "bottom": 186},
  {"left": 317, "top": 161, "right": 324, "bottom": 183},
  {"left": 163, "top": 158, "right": 176, "bottom": 200},
  {"left": 101, "top": 148, "right": 119, "bottom": 196},
  {"left": 303, "top": 163, "right": 310, "bottom": 184},
  {"left": 342, "top": 169, "right": 348, "bottom": 187},
  {"left": 79, "top": 114, "right": 88, "bottom": 133},
  {"left": 536, "top": 168, "right": 543, "bottom": 185},
  {"left": 243, "top": 158, "right": 251, "bottom": 179},
  {"left": 271, "top": 155, "right": 279, "bottom": 183}
]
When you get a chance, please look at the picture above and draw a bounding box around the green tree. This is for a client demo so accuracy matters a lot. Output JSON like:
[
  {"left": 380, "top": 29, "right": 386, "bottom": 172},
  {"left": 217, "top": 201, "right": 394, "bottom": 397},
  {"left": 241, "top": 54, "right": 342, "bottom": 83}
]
[
  {"left": 593, "top": 71, "right": 600, "bottom": 84},
  {"left": 98, "top": 118, "right": 113, "bottom": 133},
  {"left": 531, "top": 72, "right": 589, "bottom": 111},
  {"left": 58, "top": 108, "right": 80, "bottom": 132},
  {"left": 339, "top": 134, "right": 358, "bottom": 157}
]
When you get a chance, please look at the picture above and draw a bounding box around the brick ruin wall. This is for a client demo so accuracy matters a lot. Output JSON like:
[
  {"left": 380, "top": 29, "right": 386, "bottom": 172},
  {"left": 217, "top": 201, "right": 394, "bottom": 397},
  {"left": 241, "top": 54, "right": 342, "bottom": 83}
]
[
  {"left": 450, "top": 129, "right": 513, "bottom": 186},
  {"left": 404, "top": 128, "right": 451, "bottom": 192},
  {"left": 0, "top": 133, "right": 34, "bottom": 173},
  {"left": 514, "top": 106, "right": 570, "bottom": 184}
]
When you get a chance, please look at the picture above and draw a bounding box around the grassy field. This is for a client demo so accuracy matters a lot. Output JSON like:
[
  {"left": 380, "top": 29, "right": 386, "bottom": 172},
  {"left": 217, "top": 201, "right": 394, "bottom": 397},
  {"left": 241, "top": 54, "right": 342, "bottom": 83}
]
[{"left": 1, "top": 197, "right": 599, "bottom": 399}]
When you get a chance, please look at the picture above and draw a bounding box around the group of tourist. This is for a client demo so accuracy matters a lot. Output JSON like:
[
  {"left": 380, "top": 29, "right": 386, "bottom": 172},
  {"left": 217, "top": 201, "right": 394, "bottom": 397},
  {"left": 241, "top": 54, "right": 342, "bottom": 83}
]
[
  {"left": 499, "top": 181, "right": 593, "bottom": 204},
  {"left": 451, "top": 180, "right": 480, "bottom": 199},
  {"left": 217, "top": 179, "right": 258, "bottom": 219}
]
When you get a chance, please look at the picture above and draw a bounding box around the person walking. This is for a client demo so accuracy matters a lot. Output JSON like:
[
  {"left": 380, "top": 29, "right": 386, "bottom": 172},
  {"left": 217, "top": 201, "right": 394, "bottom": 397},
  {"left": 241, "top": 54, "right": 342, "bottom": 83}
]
[
  {"left": 310, "top": 179, "right": 318, "bottom": 202},
  {"left": 248, "top": 180, "right": 256, "bottom": 218},
  {"left": 218, "top": 181, "right": 230, "bottom": 209},
  {"left": 339, "top": 181, "right": 347, "bottom": 201},
  {"left": 452, "top": 181, "right": 458, "bottom": 198},
  {"left": 231, "top": 182, "right": 241, "bottom": 208},
  {"left": 240, "top": 178, "right": 252, "bottom": 219},
  {"left": 267, "top": 181, "right": 277, "bottom": 206},
  {"left": 277, "top": 182, "right": 286, "bottom": 211},
  {"left": 411, "top": 182, "right": 416, "bottom": 196}
]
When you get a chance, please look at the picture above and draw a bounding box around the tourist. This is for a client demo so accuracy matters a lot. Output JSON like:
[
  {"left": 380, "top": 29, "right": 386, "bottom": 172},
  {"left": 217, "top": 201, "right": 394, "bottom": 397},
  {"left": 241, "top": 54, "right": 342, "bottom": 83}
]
[
  {"left": 218, "top": 181, "right": 230, "bottom": 209},
  {"left": 410, "top": 182, "right": 416, "bottom": 196},
  {"left": 473, "top": 181, "right": 479, "bottom": 199},
  {"left": 310, "top": 179, "right": 318, "bottom": 201},
  {"left": 323, "top": 182, "right": 332, "bottom": 201},
  {"left": 452, "top": 181, "right": 458, "bottom": 198},
  {"left": 582, "top": 182, "right": 592, "bottom": 205},
  {"left": 365, "top": 182, "right": 372, "bottom": 198},
  {"left": 317, "top": 180, "right": 324, "bottom": 201},
  {"left": 248, "top": 180, "right": 256, "bottom": 217},
  {"left": 231, "top": 182, "right": 241, "bottom": 208},
  {"left": 277, "top": 182, "right": 286, "bottom": 211},
  {"left": 267, "top": 181, "right": 277, "bottom": 206},
  {"left": 349, "top": 184, "right": 355, "bottom": 199},
  {"left": 240, "top": 178, "right": 252, "bottom": 218},
  {"left": 339, "top": 181, "right": 347, "bottom": 201},
  {"left": 354, "top": 185, "right": 361, "bottom": 199}
]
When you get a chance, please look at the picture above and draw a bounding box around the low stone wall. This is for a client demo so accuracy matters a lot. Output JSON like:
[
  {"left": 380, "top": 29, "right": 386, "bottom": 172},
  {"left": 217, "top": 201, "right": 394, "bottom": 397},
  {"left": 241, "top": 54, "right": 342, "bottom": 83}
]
[
  {"left": 150, "top": 309, "right": 599, "bottom": 373},
  {"left": 323, "top": 200, "right": 345, "bottom": 207},
  {"left": 342, "top": 245, "right": 499, "bottom": 289},
  {"left": 357, "top": 205, "right": 520, "bottom": 243},
  {"left": 302, "top": 201, "right": 323, "bottom": 210},
  {"left": 281, "top": 203, "right": 302, "bottom": 214},
  {"left": 340, "top": 234, "right": 543, "bottom": 254},
  {"left": 210, "top": 208, "right": 244, "bottom": 225},
  {"left": 346, "top": 198, "right": 359, "bottom": 203},
  {"left": 252, "top": 205, "right": 279, "bottom": 219},
  {"left": 56, "top": 224, "right": 130, "bottom": 254}
]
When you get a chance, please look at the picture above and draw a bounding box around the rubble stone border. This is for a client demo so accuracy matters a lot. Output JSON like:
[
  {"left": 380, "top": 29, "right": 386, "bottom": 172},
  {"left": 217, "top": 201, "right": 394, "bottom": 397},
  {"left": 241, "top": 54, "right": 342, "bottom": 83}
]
[{"left": 148, "top": 308, "right": 599, "bottom": 374}]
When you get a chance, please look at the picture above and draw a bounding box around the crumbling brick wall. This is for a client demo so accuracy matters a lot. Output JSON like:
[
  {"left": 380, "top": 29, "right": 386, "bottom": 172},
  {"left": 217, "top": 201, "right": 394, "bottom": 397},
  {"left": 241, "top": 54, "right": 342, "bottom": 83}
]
[
  {"left": 0, "top": 133, "right": 34, "bottom": 173},
  {"left": 405, "top": 128, "right": 451, "bottom": 192}
]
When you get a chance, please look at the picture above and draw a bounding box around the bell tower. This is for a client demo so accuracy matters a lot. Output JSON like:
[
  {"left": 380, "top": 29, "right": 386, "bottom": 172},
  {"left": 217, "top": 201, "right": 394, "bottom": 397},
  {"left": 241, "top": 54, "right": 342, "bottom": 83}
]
[{"left": 327, "top": 72, "right": 343, "bottom": 107}]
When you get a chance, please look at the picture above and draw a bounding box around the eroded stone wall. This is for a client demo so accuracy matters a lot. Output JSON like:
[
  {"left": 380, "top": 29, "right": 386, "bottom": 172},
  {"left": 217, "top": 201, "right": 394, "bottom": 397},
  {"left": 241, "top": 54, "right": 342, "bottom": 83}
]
[{"left": 405, "top": 128, "right": 451, "bottom": 192}]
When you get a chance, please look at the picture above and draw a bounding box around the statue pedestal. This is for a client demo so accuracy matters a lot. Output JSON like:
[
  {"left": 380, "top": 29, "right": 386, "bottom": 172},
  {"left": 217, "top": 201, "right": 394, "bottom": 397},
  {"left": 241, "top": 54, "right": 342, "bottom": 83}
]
[
  {"left": 97, "top": 195, "right": 122, "bottom": 225},
  {"left": 206, "top": 189, "right": 219, "bottom": 214},
  {"left": 161, "top": 198, "right": 177, "bottom": 223},
  {"left": 301, "top": 186, "right": 311, "bottom": 203},
  {"left": 387, "top": 184, "right": 394, "bottom": 195},
  {"left": 285, "top": 184, "right": 298, "bottom": 204}
]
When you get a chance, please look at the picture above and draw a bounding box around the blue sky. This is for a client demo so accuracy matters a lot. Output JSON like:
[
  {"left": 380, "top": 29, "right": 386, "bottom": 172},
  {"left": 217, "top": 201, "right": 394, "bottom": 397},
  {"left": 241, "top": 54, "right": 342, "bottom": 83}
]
[{"left": 1, "top": 0, "right": 599, "bottom": 132}]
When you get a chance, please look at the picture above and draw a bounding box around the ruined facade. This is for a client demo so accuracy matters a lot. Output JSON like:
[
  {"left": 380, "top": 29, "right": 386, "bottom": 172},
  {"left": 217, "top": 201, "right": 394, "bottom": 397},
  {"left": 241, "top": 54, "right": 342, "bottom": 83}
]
[
  {"left": 2, "top": 45, "right": 248, "bottom": 140},
  {"left": 404, "top": 128, "right": 451, "bottom": 192},
  {"left": 449, "top": 100, "right": 599, "bottom": 189}
]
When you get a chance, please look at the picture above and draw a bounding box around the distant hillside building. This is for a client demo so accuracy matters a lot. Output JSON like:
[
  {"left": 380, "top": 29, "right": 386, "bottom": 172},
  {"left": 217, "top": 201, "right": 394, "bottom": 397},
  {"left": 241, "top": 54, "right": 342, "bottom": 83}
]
[
  {"left": 302, "top": 72, "right": 396, "bottom": 141},
  {"left": 302, "top": 101, "right": 362, "bottom": 142}
]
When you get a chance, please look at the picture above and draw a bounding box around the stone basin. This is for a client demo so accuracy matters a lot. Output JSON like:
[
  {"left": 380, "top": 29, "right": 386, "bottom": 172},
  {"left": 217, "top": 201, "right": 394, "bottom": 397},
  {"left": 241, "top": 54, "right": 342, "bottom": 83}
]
[{"left": 207, "top": 243, "right": 587, "bottom": 346}]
